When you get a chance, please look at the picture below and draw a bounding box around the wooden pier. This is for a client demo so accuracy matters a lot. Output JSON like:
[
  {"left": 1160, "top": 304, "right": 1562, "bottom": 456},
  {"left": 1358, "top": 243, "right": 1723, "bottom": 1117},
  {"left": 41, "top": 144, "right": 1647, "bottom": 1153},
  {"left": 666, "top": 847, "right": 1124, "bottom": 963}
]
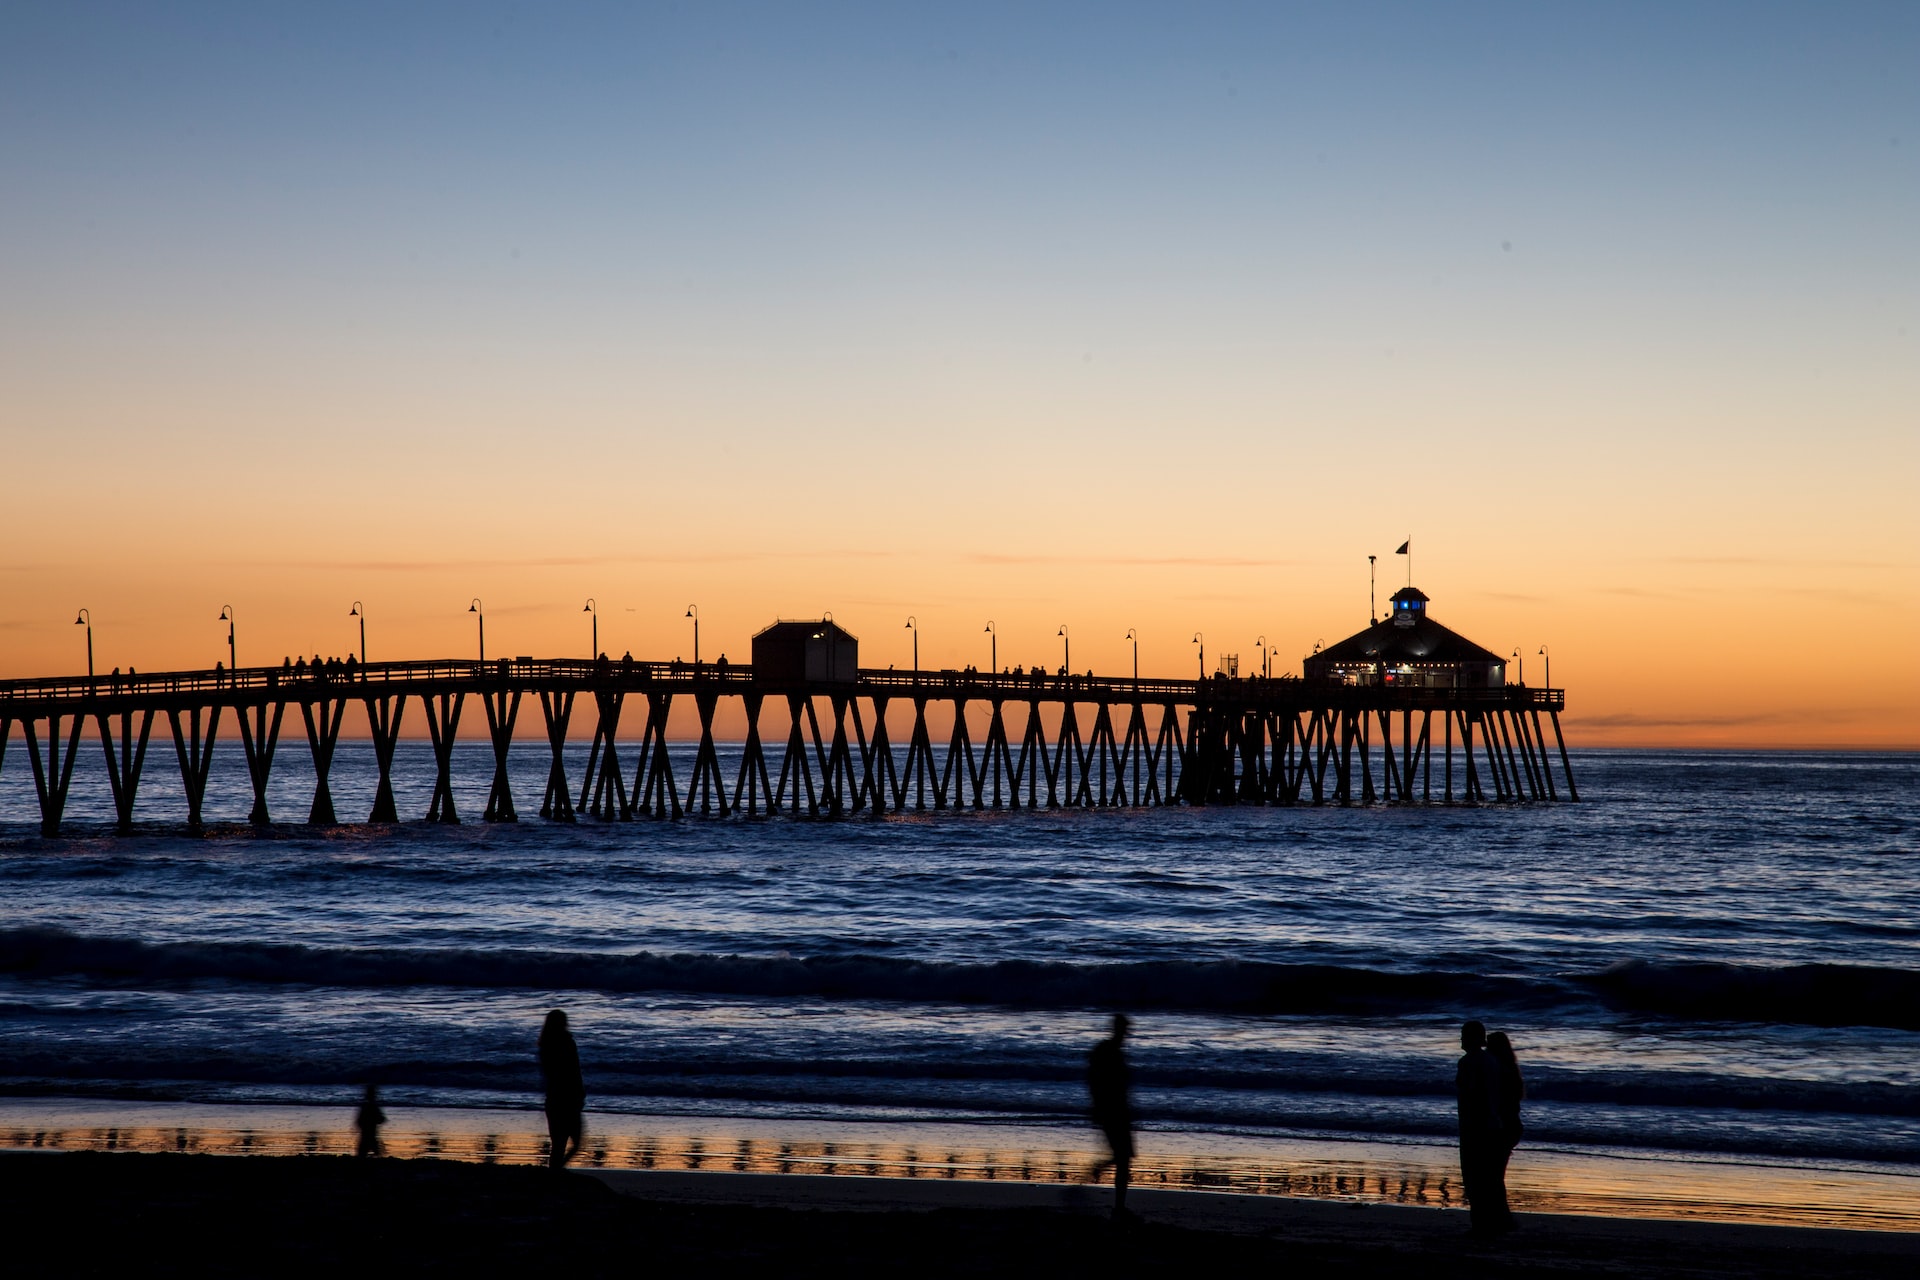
[{"left": 0, "top": 659, "right": 1575, "bottom": 836}]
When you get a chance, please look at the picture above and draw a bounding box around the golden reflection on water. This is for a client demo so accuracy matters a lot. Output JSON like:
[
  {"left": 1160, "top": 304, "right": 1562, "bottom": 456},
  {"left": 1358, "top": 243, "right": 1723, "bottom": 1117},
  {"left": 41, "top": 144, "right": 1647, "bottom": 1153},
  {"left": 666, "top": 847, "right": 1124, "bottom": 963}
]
[{"left": 7, "top": 1123, "right": 1915, "bottom": 1234}]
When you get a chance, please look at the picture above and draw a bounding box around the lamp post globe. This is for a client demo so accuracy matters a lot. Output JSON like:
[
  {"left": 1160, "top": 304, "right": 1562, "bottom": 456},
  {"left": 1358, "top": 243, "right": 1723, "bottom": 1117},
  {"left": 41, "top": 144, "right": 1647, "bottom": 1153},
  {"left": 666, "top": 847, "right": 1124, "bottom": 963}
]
[{"left": 75, "top": 608, "right": 94, "bottom": 678}]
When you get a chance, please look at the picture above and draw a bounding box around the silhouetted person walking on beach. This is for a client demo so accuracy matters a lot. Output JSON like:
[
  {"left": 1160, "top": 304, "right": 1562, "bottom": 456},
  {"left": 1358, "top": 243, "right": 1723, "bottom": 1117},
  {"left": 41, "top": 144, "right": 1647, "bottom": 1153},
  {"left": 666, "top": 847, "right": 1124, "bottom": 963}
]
[
  {"left": 353, "top": 1084, "right": 386, "bottom": 1158},
  {"left": 1487, "top": 1030, "right": 1525, "bottom": 1232},
  {"left": 1087, "top": 1013, "right": 1135, "bottom": 1219},
  {"left": 1455, "top": 1020, "right": 1506, "bottom": 1235},
  {"left": 539, "top": 1009, "right": 585, "bottom": 1169}
]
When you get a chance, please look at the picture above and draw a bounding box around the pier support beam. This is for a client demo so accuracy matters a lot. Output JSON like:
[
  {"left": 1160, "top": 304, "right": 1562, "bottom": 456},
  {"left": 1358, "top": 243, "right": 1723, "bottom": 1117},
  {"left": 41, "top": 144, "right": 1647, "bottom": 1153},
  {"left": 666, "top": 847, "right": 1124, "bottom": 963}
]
[
  {"left": 943, "top": 697, "right": 980, "bottom": 810},
  {"left": 363, "top": 695, "right": 407, "bottom": 823},
  {"left": 236, "top": 702, "right": 286, "bottom": 826},
  {"left": 168, "top": 706, "right": 220, "bottom": 833},
  {"left": 774, "top": 694, "right": 818, "bottom": 815},
  {"left": 24, "top": 712, "right": 85, "bottom": 837},
  {"left": 580, "top": 689, "right": 627, "bottom": 821},
  {"left": 864, "top": 695, "right": 898, "bottom": 815},
  {"left": 902, "top": 697, "right": 938, "bottom": 811},
  {"left": 733, "top": 692, "right": 773, "bottom": 816},
  {"left": 480, "top": 686, "right": 521, "bottom": 823},
  {"left": 421, "top": 691, "right": 464, "bottom": 823},
  {"left": 685, "top": 691, "right": 729, "bottom": 816},
  {"left": 538, "top": 690, "right": 575, "bottom": 822},
  {"left": 299, "top": 697, "right": 347, "bottom": 826},
  {"left": 97, "top": 708, "right": 155, "bottom": 833},
  {"left": 1550, "top": 710, "right": 1579, "bottom": 801},
  {"left": 633, "top": 691, "right": 680, "bottom": 819}
]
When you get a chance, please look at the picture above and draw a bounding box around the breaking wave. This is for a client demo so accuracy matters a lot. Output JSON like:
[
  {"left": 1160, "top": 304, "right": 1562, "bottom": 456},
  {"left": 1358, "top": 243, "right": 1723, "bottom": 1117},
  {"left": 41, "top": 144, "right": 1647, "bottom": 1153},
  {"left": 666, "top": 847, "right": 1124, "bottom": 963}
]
[{"left": 6, "top": 928, "right": 1919, "bottom": 1029}]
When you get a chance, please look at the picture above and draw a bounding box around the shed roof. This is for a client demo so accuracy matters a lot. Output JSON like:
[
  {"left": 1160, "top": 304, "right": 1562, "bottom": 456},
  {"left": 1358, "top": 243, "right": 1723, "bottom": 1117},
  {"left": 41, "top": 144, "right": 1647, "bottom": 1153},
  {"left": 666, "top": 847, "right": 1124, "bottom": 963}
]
[{"left": 752, "top": 619, "right": 860, "bottom": 643}]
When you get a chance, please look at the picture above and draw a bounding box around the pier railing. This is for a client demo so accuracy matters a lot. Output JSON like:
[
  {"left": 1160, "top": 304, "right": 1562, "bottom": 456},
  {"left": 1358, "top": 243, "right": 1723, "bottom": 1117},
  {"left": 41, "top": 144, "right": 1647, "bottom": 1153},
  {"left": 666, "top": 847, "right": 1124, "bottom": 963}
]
[
  {"left": 0, "top": 657, "right": 1573, "bottom": 835},
  {"left": 0, "top": 659, "right": 1565, "bottom": 710}
]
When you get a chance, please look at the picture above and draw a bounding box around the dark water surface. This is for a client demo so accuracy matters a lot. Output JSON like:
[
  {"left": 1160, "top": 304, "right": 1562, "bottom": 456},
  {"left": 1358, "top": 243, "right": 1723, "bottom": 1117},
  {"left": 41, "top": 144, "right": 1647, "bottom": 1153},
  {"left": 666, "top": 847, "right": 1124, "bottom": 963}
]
[{"left": 1, "top": 746, "right": 1915, "bottom": 1171}]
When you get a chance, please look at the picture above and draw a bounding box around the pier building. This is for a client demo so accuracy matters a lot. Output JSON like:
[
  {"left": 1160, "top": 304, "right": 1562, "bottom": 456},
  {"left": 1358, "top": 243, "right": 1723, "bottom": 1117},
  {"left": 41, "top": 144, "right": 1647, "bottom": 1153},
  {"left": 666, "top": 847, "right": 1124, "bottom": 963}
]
[
  {"left": 1303, "top": 588, "right": 1507, "bottom": 689},
  {"left": 751, "top": 620, "right": 859, "bottom": 684}
]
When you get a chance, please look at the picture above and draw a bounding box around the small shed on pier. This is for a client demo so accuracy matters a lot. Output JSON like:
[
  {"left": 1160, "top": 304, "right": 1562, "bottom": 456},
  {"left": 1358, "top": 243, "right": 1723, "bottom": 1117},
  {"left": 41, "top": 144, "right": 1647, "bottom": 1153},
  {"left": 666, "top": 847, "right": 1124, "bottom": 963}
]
[
  {"left": 1303, "top": 587, "right": 1506, "bottom": 688},
  {"left": 751, "top": 619, "right": 859, "bottom": 684}
]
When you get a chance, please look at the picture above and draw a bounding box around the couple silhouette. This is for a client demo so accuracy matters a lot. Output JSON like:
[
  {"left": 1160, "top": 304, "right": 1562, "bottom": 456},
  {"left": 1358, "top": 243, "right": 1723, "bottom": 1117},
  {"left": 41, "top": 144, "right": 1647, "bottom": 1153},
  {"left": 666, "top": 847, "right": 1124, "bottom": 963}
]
[{"left": 1456, "top": 1020, "right": 1525, "bottom": 1234}]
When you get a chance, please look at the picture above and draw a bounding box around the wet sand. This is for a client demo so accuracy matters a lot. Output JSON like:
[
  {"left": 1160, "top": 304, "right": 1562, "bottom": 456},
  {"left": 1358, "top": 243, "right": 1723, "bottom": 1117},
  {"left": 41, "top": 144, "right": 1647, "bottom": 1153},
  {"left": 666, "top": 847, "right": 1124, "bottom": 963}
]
[
  {"left": 5, "top": 1150, "right": 1916, "bottom": 1278},
  {"left": 8, "top": 1097, "right": 1918, "bottom": 1233}
]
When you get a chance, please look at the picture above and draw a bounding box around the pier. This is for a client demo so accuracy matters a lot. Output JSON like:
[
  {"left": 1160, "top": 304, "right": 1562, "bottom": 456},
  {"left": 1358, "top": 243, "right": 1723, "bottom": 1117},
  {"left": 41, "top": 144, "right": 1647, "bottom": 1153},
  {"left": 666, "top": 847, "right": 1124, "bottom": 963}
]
[{"left": 0, "top": 657, "right": 1574, "bottom": 836}]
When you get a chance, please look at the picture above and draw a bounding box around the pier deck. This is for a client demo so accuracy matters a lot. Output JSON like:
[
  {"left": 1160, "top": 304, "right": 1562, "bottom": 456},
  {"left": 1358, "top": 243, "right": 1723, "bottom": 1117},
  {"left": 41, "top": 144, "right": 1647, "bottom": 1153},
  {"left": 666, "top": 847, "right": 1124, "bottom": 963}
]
[{"left": 0, "top": 659, "right": 1574, "bottom": 835}]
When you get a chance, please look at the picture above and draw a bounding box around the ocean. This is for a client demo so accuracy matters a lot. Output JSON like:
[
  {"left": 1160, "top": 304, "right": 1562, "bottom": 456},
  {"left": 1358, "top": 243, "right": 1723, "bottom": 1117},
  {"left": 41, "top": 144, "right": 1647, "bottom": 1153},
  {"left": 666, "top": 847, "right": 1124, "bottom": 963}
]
[{"left": 2, "top": 744, "right": 1916, "bottom": 1226}]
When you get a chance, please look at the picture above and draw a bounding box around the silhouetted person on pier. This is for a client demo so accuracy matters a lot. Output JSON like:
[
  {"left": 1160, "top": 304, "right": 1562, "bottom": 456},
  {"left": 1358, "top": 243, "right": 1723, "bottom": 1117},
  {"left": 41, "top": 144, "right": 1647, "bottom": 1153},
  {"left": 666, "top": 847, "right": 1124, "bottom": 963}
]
[
  {"left": 1087, "top": 1013, "right": 1135, "bottom": 1219},
  {"left": 353, "top": 1083, "right": 386, "bottom": 1158},
  {"left": 539, "top": 1009, "right": 585, "bottom": 1169},
  {"left": 1487, "top": 1030, "right": 1525, "bottom": 1231},
  {"left": 1456, "top": 1020, "right": 1506, "bottom": 1235}
]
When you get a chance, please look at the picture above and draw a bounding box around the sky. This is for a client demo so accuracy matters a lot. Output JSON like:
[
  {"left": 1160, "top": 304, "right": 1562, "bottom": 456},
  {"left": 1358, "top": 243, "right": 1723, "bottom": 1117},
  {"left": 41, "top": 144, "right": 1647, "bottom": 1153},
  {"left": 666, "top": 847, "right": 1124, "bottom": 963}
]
[{"left": 2, "top": 2, "right": 1916, "bottom": 746}]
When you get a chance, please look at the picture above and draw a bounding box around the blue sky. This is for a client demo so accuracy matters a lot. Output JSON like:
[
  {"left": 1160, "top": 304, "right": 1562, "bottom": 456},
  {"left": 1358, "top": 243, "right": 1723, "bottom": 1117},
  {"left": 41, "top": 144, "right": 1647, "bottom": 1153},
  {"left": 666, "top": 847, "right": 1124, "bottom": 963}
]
[{"left": 2, "top": 3, "right": 1916, "bottom": 739}]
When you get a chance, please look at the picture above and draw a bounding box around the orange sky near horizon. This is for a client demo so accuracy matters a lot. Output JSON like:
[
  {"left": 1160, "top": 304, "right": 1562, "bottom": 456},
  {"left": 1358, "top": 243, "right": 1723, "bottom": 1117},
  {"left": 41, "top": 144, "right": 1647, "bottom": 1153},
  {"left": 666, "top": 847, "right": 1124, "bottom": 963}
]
[
  {"left": 2, "top": 517, "right": 1915, "bottom": 749},
  {"left": 2, "top": 6, "right": 1916, "bottom": 749}
]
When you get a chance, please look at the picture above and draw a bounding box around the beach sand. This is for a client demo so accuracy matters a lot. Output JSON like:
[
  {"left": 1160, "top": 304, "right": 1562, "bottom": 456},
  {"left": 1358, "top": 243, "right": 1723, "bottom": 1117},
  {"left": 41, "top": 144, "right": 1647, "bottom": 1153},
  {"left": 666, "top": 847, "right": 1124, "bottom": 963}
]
[{"left": 4, "top": 1150, "right": 1916, "bottom": 1278}]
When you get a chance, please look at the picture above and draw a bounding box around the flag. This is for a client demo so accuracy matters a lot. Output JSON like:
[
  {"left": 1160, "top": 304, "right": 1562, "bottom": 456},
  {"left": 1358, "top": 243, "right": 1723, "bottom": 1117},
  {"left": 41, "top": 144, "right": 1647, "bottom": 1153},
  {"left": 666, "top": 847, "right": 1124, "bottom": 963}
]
[{"left": 1395, "top": 540, "right": 1410, "bottom": 555}]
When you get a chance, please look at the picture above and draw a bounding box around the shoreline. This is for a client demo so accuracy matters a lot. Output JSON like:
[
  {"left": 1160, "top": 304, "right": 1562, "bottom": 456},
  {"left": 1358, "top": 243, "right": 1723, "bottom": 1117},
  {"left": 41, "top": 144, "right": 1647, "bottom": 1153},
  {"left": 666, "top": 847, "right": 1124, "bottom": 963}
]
[
  {"left": 6, "top": 1148, "right": 1917, "bottom": 1278},
  {"left": 5, "top": 1096, "right": 1916, "bottom": 1235}
]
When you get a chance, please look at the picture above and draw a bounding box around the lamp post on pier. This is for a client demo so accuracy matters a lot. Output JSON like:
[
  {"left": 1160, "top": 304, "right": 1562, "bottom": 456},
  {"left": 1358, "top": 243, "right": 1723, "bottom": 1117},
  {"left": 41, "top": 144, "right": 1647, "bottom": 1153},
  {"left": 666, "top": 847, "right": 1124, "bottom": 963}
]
[
  {"left": 1057, "top": 624, "right": 1069, "bottom": 678},
  {"left": 1538, "top": 644, "right": 1550, "bottom": 690},
  {"left": 984, "top": 620, "right": 996, "bottom": 683},
  {"left": 584, "top": 599, "right": 597, "bottom": 657},
  {"left": 470, "top": 599, "right": 485, "bottom": 662},
  {"left": 685, "top": 604, "right": 699, "bottom": 666},
  {"left": 1256, "top": 635, "right": 1268, "bottom": 680},
  {"left": 349, "top": 602, "right": 366, "bottom": 665},
  {"left": 219, "top": 606, "right": 237, "bottom": 673},
  {"left": 1511, "top": 648, "right": 1523, "bottom": 686},
  {"left": 1125, "top": 628, "right": 1138, "bottom": 682},
  {"left": 1192, "top": 632, "right": 1204, "bottom": 680},
  {"left": 905, "top": 617, "right": 918, "bottom": 677},
  {"left": 75, "top": 608, "right": 93, "bottom": 678}
]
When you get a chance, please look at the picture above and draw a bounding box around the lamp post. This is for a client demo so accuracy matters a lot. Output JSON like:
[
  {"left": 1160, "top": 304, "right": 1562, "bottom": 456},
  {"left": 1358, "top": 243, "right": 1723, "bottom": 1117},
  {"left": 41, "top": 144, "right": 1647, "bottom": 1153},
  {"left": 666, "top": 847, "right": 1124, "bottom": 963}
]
[
  {"left": 1368, "top": 554, "right": 1377, "bottom": 621},
  {"left": 1511, "top": 648, "right": 1523, "bottom": 686},
  {"left": 685, "top": 604, "right": 699, "bottom": 666},
  {"left": 1538, "top": 644, "right": 1550, "bottom": 690},
  {"left": 219, "top": 605, "right": 237, "bottom": 673},
  {"left": 905, "top": 616, "right": 918, "bottom": 677},
  {"left": 1057, "top": 624, "right": 1069, "bottom": 677},
  {"left": 1255, "top": 635, "right": 1268, "bottom": 680},
  {"left": 984, "top": 620, "right": 996, "bottom": 682},
  {"left": 584, "top": 598, "right": 597, "bottom": 657},
  {"left": 75, "top": 608, "right": 93, "bottom": 678},
  {"left": 470, "top": 598, "right": 485, "bottom": 662},
  {"left": 1125, "top": 628, "right": 1138, "bottom": 682},
  {"left": 1192, "top": 632, "right": 1204, "bottom": 680},
  {"left": 349, "top": 602, "right": 366, "bottom": 664}
]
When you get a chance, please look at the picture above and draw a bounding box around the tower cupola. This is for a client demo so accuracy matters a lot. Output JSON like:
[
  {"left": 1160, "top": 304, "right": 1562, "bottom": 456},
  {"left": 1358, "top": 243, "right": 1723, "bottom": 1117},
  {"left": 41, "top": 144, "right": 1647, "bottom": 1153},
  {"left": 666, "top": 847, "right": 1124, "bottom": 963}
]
[{"left": 1388, "top": 586, "right": 1429, "bottom": 628}]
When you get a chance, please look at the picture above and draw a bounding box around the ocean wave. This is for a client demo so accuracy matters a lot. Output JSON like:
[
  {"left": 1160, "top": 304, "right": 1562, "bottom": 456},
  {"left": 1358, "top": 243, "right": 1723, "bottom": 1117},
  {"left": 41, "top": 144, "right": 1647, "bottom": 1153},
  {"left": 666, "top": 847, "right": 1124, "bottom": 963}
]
[
  {"left": 0, "top": 927, "right": 1554, "bottom": 1016},
  {"left": 1579, "top": 959, "right": 1920, "bottom": 1032},
  {"left": 4, "top": 928, "right": 1918, "bottom": 1030}
]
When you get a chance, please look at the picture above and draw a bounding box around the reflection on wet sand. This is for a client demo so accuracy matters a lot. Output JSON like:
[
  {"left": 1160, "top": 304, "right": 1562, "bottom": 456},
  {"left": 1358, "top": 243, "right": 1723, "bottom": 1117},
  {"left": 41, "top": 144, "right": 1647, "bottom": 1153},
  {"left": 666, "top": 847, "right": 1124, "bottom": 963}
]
[{"left": 7, "top": 1121, "right": 1917, "bottom": 1233}]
